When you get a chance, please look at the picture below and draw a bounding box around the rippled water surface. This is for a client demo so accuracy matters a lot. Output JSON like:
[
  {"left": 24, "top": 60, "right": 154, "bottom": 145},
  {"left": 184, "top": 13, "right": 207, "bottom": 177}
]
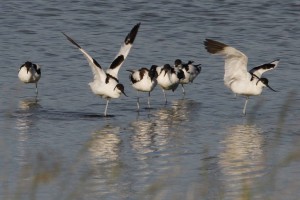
[{"left": 1, "top": 0, "right": 299, "bottom": 199}]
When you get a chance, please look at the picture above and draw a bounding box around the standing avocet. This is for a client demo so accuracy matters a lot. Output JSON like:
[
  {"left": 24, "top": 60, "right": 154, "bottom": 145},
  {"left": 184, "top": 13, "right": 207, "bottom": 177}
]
[
  {"left": 156, "top": 64, "right": 185, "bottom": 104},
  {"left": 62, "top": 23, "right": 140, "bottom": 116},
  {"left": 204, "top": 39, "right": 279, "bottom": 115},
  {"left": 18, "top": 61, "right": 41, "bottom": 95},
  {"left": 174, "top": 59, "right": 201, "bottom": 95},
  {"left": 127, "top": 65, "right": 158, "bottom": 110}
]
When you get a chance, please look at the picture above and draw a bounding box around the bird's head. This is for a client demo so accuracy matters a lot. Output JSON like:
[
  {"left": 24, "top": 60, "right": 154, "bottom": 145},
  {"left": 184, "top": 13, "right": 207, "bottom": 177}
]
[
  {"left": 24, "top": 61, "right": 32, "bottom": 73},
  {"left": 174, "top": 59, "right": 182, "bottom": 68},
  {"left": 256, "top": 78, "right": 277, "bottom": 92},
  {"left": 149, "top": 65, "right": 158, "bottom": 81},
  {"left": 114, "top": 83, "right": 128, "bottom": 97}
]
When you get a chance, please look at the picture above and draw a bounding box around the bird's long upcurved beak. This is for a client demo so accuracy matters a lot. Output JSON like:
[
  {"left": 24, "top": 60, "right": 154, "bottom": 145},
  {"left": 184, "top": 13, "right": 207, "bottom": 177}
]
[
  {"left": 266, "top": 84, "right": 277, "bottom": 92},
  {"left": 122, "top": 91, "right": 128, "bottom": 97}
]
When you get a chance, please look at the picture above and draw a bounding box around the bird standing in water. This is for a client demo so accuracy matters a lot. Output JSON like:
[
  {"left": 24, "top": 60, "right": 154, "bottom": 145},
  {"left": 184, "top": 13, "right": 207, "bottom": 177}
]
[
  {"left": 127, "top": 65, "right": 158, "bottom": 110},
  {"left": 18, "top": 61, "right": 41, "bottom": 96},
  {"left": 204, "top": 39, "right": 279, "bottom": 115},
  {"left": 62, "top": 23, "right": 140, "bottom": 116},
  {"left": 174, "top": 59, "right": 201, "bottom": 95}
]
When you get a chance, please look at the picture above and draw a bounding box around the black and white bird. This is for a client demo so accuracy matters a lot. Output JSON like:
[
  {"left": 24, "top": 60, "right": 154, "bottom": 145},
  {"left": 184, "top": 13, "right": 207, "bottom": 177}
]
[
  {"left": 174, "top": 59, "right": 201, "bottom": 95},
  {"left": 62, "top": 23, "right": 140, "bottom": 116},
  {"left": 204, "top": 39, "right": 279, "bottom": 115},
  {"left": 127, "top": 65, "right": 158, "bottom": 110},
  {"left": 18, "top": 61, "right": 41, "bottom": 95},
  {"left": 156, "top": 64, "right": 185, "bottom": 103}
]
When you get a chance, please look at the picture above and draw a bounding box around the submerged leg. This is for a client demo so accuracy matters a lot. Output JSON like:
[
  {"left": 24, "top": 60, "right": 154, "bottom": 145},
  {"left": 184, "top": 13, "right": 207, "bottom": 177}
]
[
  {"left": 136, "top": 91, "right": 140, "bottom": 110},
  {"left": 163, "top": 89, "right": 167, "bottom": 104},
  {"left": 243, "top": 97, "right": 249, "bottom": 115},
  {"left": 35, "top": 83, "right": 38, "bottom": 95},
  {"left": 104, "top": 99, "right": 109, "bottom": 116},
  {"left": 181, "top": 84, "right": 185, "bottom": 96},
  {"left": 147, "top": 92, "right": 151, "bottom": 108}
]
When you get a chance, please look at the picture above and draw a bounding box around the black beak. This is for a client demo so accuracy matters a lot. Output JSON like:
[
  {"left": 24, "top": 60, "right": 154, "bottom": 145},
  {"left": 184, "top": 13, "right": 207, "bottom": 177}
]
[
  {"left": 266, "top": 84, "right": 277, "bottom": 92},
  {"left": 256, "top": 78, "right": 278, "bottom": 92},
  {"left": 122, "top": 91, "right": 128, "bottom": 97}
]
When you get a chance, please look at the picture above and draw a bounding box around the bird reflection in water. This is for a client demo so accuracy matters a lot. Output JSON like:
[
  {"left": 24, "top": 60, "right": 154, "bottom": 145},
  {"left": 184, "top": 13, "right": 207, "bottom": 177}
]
[
  {"left": 16, "top": 98, "right": 41, "bottom": 165},
  {"left": 218, "top": 124, "right": 266, "bottom": 198},
  {"left": 85, "top": 125, "right": 122, "bottom": 196},
  {"left": 87, "top": 125, "right": 121, "bottom": 165},
  {"left": 131, "top": 99, "right": 200, "bottom": 158}
]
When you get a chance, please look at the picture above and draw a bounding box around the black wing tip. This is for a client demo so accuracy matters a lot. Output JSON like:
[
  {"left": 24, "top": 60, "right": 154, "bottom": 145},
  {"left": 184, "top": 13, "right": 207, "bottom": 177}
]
[
  {"left": 124, "top": 22, "right": 141, "bottom": 45},
  {"left": 62, "top": 32, "right": 82, "bottom": 49},
  {"left": 204, "top": 38, "right": 228, "bottom": 54}
]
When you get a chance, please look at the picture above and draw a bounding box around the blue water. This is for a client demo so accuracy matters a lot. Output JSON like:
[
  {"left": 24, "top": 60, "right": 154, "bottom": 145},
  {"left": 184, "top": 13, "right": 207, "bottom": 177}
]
[{"left": 0, "top": 1, "right": 299, "bottom": 199}]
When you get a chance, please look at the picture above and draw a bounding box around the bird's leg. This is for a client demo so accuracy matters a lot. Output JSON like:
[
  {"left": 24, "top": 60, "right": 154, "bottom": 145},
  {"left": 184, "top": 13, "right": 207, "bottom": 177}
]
[
  {"left": 136, "top": 91, "right": 140, "bottom": 110},
  {"left": 147, "top": 92, "right": 151, "bottom": 108},
  {"left": 104, "top": 99, "right": 109, "bottom": 116},
  {"left": 35, "top": 83, "right": 38, "bottom": 95},
  {"left": 181, "top": 84, "right": 185, "bottom": 96},
  {"left": 243, "top": 97, "right": 249, "bottom": 115},
  {"left": 163, "top": 89, "right": 167, "bottom": 104}
]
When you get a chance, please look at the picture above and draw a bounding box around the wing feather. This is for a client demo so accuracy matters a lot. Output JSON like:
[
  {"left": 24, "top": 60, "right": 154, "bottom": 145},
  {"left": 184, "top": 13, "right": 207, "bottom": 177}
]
[
  {"left": 249, "top": 59, "right": 279, "bottom": 78},
  {"left": 106, "top": 23, "right": 141, "bottom": 79},
  {"left": 204, "top": 39, "right": 248, "bottom": 87},
  {"left": 62, "top": 32, "right": 106, "bottom": 82}
]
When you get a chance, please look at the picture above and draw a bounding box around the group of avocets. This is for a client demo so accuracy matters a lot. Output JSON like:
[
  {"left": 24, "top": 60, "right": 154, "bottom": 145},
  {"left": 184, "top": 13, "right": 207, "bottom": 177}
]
[{"left": 18, "top": 23, "right": 279, "bottom": 116}]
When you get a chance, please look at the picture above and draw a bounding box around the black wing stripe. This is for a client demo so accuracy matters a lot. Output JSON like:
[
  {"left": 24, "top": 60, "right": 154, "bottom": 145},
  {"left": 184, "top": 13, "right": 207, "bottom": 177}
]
[
  {"left": 109, "top": 55, "right": 124, "bottom": 69},
  {"left": 249, "top": 63, "right": 276, "bottom": 74},
  {"left": 92, "top": 58, "right": 102, "bottom": 69}
]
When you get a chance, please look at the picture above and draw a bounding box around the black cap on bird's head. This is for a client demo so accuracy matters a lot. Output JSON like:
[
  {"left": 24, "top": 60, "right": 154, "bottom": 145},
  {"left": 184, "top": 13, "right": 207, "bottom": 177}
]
[
  {"left": 256, "top": 78, "right": 277, "bottom": 92},
  {"left": 24, "top": 61, "right": 32, "bottom": 73},
  {"left": 149, "top": 65, "right": 158, "bottom": 81},
  {"left": 174, "top": 59, "right": 182, "bottom": 67},
  {"left": 114, "top": 83, "right": 128, "bottom": 97},
  {"left": 162, "top": 64, "right": 172, "bottom": 76}
]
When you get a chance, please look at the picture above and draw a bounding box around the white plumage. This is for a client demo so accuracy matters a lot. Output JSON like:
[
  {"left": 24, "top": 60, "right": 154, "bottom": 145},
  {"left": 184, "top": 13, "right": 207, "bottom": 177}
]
[
  {"left": 127, "top": 65, "right": 158, "bottom": 109},
  {"left": 204, "top": 39, "right": 279, "bottom": 115},
  {"left": 18, "top": 61, "right": 41, "bottom": 95},
  {"left": 62, "top": 23, "right": 140, "bottom": 116},
  {"left": 156, "top": 64, "right": 185, "bottom": 103},
  {"left": 174, "top": 59, "right": 201, "bottom": 95}
]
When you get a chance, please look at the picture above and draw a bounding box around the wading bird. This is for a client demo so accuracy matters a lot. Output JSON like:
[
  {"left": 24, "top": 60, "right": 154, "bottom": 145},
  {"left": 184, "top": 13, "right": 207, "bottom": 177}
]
[
  {"left": 62, "top": 23, "right": 140, "bottom": 116},
  {"left": 174, "top": 59, "right": 201, "bottom": 95},
  {"left": 156, "top": 64, "right": 185, "bottom": 104},
  {"left": 127, "top": 65, "right": 158, "bottom": 110},
  {"left": 204, "top": 39, "right": 279, "bottom": 115},
  {"left": 18, "top": 61, "right": 41, "bottom": 95}
]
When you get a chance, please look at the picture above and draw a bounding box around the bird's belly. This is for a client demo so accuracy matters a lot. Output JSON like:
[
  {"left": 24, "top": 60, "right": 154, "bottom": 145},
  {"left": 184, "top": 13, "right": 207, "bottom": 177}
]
[
  {"left": 230, "top": 81, "right": 263, "bottom": 96},
  {"left": 133, "top": 79, "right": 157, "bottom": 92},
  {"left": 89, "top": 82, "right": 121, "bottom": 99},
  {"left": 18, "top": 69, "right": 39, "bottom": 83},
  {"left": 157, "top": 74, "right": 179, "bottom": 90}
]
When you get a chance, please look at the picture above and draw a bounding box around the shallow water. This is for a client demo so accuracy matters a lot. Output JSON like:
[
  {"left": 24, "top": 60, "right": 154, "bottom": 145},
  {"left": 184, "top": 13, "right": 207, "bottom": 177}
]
[{"left": 0, "top": 0, "right": 300, "bottom": 199}]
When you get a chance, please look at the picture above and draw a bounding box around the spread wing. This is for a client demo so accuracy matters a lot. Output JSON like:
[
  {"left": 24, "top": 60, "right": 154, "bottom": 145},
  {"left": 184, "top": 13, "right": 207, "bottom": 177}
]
[
  {"left": 62, "top": 32, "right": 106, "bottom": 82},
  {"left": 249, "top": 59, "right": 279, "bottom": 79},
  {"left": 106, "top": 23, "right": 141, "bottom": 79},
  {"left": 204, "top": 39, "right": 249, "bottom": 87}
]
